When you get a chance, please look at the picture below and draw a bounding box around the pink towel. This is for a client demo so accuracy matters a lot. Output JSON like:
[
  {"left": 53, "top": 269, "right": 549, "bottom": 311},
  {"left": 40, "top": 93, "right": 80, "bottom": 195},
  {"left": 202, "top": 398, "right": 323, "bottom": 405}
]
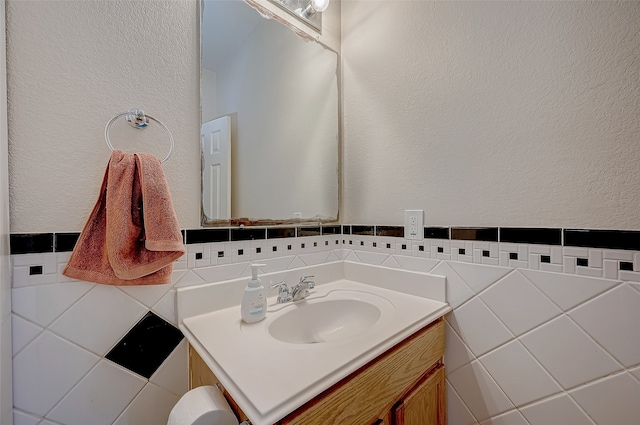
[{"left": 63, "top": 150, "right": 185, "bottom": 285}]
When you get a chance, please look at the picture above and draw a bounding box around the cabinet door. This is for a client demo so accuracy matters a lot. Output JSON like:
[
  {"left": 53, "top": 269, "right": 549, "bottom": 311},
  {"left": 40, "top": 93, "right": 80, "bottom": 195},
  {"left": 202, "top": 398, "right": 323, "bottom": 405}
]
[{"left": 393, "top": 366, "right": 445, "bottom": 425}]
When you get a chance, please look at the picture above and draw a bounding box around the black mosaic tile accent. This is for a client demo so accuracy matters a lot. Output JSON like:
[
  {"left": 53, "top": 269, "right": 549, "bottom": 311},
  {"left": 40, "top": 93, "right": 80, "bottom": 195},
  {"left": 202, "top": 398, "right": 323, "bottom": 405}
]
[
  {"left": 297, "top": 226, "right": 321, "bottom": 237},
  {"left": 541, "top": 255, "right": 551, "bottom": 263},
  {"left": 231, "top": 228, "right": 266, "bottom": 241},
  {"left": 351, "top": 225, "right": 374, "bottom": 236},
  {"left": 451, "top": 227, "right": 498, "bottom": 242},
  {"left": 195, "top": 253, "right": 203, "bottom": 260},
  {"left": 106, "top": 311, "right": 183, "bottom": 379},
  {"left": 54, "top": 233, "right": 80, "bottom": 252},
  {"left": 418, "top": 245, "right": 424, "bottom": 252},
  {"left": 29, "top": 266, "right": 43, "bottom": 275},
  {"left": 437, "top": 246, "right": 444, "bottom": 253},
  {"left": 186, "top": 229, "right": 229, "bottom": 244},
  {"left": 424, "top": 227, "right": 450, "bottom": 240},
  {"left": 500, "top": 228, "right": 562, "bottom": 245},
  {"left": 10, "top": 233, "right": 54, "bottom": 254},
  {"left": 459, "top": 248, "right": 466, "bottom": 255},
  {"left": 321, "top": 225, "right": 341, "bottom": 235},
  {"left": 267, "top": 227, "right": 296, "bottom": 239},
  {"left": 376, "top": 226, "right": 404, "bottom": 237},
  {"left": 509, "top": 252, "right": 518, "bottom": 260},
  {"left": 483, "top": 250, "right": 490, "bottom": 257},
  {"left": 14, "top": 225, "right": 640, "bottom": 259},
  {"left": 577, "top": 258, "right": 589, "bottom": 267},
  {"left": 564, "top": 229, "right": 640, "bottom": 251},
  {"left": 620, "top": 261, "right": 634, "bottom": 271}
]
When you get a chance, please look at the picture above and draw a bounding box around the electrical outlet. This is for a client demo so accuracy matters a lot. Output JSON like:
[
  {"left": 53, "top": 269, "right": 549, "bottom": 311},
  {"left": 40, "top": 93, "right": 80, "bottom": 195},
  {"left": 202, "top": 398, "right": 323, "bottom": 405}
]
[{"left": 404, "top": 210, "right": 424, "bottom": 240}]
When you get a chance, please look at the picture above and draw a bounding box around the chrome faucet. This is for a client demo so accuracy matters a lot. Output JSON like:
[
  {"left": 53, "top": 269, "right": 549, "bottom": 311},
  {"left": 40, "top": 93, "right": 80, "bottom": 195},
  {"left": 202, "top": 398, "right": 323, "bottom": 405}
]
[
  {"left": 269, "top": 280, "right": 293, "bottom": 303},
  {"left": 291, "top": 275, "right": 315, "bottom": 301},
  {"left": 269, "top": 276, "right": 315, "bottom": 303}
]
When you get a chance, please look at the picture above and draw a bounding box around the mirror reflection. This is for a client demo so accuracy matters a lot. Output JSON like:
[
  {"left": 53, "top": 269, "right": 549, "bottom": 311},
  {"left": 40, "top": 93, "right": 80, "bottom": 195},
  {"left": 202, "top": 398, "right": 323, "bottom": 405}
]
[{"left": 201, "top": 0, "right": 339, "bottom": 225}]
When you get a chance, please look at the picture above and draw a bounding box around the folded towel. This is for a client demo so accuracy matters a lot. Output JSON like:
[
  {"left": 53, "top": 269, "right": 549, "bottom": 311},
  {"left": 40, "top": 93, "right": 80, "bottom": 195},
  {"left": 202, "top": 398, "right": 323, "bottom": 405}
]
[{"left": 63, "top": 150, "right": 185, "bottom": 285}]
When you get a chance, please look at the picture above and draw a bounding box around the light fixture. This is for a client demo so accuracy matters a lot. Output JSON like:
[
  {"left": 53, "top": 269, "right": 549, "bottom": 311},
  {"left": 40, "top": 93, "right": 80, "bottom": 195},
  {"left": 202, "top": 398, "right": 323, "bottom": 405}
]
[
  {"left": 267, "top": 0, "right": 330, "bottom": 32},
  {"left": 301, "top": 0, "right": 330, "bottom": 18}
]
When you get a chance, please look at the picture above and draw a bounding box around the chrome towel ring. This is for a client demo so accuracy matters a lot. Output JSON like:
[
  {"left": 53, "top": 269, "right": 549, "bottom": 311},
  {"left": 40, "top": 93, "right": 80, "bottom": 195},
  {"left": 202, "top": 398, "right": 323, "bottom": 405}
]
[{"left": 104, "top": 108, "right": 174, "bottom": 163}]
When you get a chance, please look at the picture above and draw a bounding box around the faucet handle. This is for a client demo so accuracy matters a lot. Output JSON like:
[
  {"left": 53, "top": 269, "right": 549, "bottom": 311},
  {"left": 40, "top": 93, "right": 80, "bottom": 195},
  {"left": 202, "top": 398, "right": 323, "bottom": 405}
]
[
  {"left": 269, "top": 280, "right": 288, "bottom": 290},
  {"left": 270, "top": 280, "right": 292, "bottom": 303},
  {"left": 300, "top": 275, "right": 315, "bottom": 289}
]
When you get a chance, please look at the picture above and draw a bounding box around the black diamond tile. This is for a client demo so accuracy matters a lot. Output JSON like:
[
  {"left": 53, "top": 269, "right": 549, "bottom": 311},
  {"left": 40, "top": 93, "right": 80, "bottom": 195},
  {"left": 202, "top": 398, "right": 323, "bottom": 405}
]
[{"left": 106, "top": 311, "right": 183, "bottom": 379}]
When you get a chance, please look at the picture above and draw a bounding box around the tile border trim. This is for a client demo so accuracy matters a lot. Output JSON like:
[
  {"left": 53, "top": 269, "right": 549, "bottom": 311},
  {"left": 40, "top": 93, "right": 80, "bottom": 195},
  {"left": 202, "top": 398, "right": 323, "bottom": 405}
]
[{"left": 10, "top": 226, "right": 640, "bottom": 254}]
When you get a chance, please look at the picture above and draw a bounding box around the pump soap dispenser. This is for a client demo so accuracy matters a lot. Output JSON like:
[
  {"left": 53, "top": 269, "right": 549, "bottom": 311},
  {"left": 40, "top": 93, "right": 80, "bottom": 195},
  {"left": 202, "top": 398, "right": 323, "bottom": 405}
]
[{"left": 241, "top": 263, "right": 267, "bottom": 323}]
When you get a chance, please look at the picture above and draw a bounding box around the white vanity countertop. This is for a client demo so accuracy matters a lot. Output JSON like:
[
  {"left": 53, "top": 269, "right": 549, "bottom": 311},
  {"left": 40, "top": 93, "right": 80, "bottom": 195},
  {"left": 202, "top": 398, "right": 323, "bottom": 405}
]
[{"left": 178, "top": 262, "right": 451, "bottom": 425}]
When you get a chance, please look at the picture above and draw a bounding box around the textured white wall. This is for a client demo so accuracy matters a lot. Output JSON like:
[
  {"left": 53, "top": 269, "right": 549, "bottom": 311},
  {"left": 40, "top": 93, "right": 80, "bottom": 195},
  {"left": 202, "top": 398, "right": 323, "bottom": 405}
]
[
  {"left": 341, "top": 1, "right": 640, "bottom": 229},
  {"left": 6, "top": 0, "right": 340, "bottom": 233},
  {"left": 7, "top": 0, "right": 201, "bottom": 233}
]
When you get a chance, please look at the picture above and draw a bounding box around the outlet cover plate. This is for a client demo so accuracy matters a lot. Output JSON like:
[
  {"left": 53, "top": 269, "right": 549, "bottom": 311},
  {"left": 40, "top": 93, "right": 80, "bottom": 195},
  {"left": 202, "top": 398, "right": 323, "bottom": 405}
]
[{"left": 405, "top": 210, "right": 424, "bottom": 240}]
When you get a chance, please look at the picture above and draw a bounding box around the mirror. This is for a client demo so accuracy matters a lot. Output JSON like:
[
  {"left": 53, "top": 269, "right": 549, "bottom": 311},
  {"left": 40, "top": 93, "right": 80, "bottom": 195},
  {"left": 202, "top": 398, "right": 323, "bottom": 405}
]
[{"left": 200, "top": 0, "right": 339, "bottom": 226}]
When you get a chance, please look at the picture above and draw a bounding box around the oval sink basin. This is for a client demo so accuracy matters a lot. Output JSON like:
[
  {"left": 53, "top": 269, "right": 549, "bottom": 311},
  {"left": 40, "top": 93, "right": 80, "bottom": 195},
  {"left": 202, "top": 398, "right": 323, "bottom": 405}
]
[{"left": 269, "top": 298, "right": 382, "bottom": 344}]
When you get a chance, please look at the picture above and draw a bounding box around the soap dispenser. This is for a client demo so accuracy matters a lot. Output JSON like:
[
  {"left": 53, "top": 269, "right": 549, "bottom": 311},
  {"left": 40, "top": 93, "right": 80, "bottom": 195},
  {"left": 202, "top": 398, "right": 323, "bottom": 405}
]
[{"left": 241, "top": 263, "right": 267, "bottom": 323}]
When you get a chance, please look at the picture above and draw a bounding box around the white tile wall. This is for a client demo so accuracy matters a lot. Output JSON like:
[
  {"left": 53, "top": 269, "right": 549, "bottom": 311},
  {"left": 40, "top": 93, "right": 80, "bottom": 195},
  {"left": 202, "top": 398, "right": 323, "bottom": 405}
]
[
  {"left": 10, "top": 233, "right": 640, "bottom": 424},
  {"left": 519, "top": 394, "right": 593, "bottom": 425}
]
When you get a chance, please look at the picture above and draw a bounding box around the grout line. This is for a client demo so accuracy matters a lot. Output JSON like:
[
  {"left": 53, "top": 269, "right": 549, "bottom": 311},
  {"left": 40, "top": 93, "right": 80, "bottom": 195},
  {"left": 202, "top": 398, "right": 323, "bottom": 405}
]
[{"left": 445, "top": 376, "right": 481, "bottom": 425}]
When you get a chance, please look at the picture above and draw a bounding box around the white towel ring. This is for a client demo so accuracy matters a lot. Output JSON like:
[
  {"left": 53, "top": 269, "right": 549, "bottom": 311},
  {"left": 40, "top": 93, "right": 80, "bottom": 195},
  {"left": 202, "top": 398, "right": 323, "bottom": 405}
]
[{"left": 104, "top": 108, "right": 174, "bottom": 163}]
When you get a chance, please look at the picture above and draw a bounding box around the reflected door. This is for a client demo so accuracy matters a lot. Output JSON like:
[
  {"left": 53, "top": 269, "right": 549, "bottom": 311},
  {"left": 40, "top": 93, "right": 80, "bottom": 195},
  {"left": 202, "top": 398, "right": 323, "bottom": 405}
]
[{"left": 201, "top": 116, "right": 231, "bottom": 220}]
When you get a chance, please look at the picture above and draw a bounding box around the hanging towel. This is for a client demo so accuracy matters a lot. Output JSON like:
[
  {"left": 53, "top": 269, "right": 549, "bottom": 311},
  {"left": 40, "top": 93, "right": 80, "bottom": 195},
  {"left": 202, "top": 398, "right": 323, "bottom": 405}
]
[{"left": 63, "top": 150, "right": 185, "bottom": 285}]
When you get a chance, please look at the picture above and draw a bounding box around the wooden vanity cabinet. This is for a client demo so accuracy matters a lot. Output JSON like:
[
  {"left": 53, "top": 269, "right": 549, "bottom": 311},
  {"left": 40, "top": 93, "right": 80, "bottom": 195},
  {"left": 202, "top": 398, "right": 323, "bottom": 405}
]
[
  {"left": 392, "top": 365, "right": 445, "bottom": 425},
  {"left": 188, "top": 318, "right": 446, "bottom": 425}
]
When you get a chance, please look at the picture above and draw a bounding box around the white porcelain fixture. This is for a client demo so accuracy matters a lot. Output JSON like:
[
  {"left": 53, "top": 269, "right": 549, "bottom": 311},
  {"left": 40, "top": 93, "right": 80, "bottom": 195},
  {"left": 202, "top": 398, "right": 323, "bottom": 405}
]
[
  {"left": 177, "top": 261, "right": 450, "bottom": 425},
  {"left": 263, "top": 290, "right": 392, "bottom": 344}
]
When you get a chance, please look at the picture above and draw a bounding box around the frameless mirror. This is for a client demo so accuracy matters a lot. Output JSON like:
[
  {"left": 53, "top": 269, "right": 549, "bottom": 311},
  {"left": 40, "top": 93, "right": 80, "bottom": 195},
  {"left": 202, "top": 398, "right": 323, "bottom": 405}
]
[{"left": 200, "top": 0, "right": 339, "bottom": 226}]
